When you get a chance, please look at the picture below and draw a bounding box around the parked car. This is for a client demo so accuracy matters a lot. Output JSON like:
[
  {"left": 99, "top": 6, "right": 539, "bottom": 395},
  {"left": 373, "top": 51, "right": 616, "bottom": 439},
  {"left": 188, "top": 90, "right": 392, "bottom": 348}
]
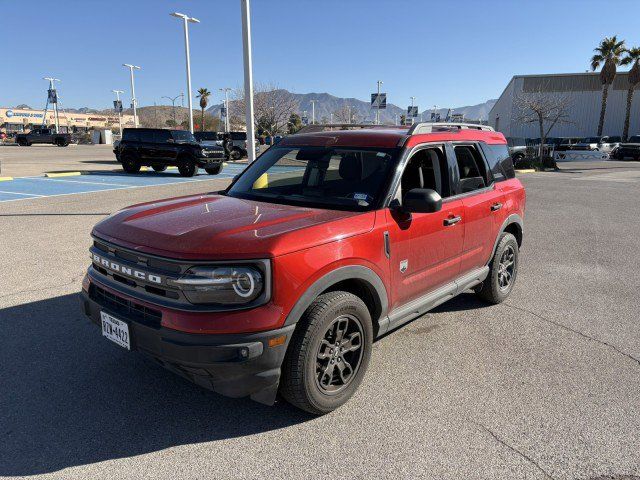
[
  {"left": 506, "top": 137, "right": 526, "bottom": 165},
  {"left": 554, "top": 137, "right": 582, "bottom": 151},
  {"left": 113, "top": 128, "right": 225, "bottom": 177},
  {"left": 574, "top": 136, "right": 621, "bottom": 152},
  {"left": 82, "top": 122, "right": 525, "bottom": 414},
  {"left": 611, "top": 135, "right": 640, "bottom": 160},
  {"left": 15, "top": 128, "right": 71, "bottom": 147}
]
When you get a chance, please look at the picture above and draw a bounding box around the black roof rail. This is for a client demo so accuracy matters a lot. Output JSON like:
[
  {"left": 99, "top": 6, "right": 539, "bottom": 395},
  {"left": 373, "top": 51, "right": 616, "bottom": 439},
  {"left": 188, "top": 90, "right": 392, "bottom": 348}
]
[
  {"left": 295, "top": 123, "right": 406, "bottom": 134},
  {"left": 407, "top": 122, "right": 495, "bottom": 135}
]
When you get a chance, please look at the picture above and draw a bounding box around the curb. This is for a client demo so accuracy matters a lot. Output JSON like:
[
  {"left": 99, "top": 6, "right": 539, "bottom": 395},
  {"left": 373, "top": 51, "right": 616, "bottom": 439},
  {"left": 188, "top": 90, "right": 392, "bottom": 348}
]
[
  {"left": 0, "top": 176, "right": 14, "bottom": 181},
  {"left": 45, "top": 171, "right": 83, "bottom": 178},
  {"left": 515, "top": 169, "right": 537, "bottom": 174}
]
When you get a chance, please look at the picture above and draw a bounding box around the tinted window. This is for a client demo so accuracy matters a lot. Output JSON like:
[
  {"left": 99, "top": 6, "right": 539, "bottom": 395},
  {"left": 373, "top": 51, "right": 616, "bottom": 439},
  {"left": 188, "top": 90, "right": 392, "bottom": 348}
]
[
  {"left": 122, "top": 129, "right": 140, "bottom": 142},
  {"left": 400, "top": 147, "right": 451, "bottom": 199},
  {"left": 154, "top": 130, "right": 171, "bottom": 142},
  {"left": 608, "top": 136, "right": 621, "bottom": 143},
  {"left": 171, "top": 130, "right": 196, "bottom": 142},
  {"left": 195, "top": 132, "right": 219, "bottom": 141},
  {"left": 628, "top": 136, "right": 640, "bottom": 143},
  {"left": 227, "top": 146, "right": 398, "bottom": 211},
  {"left": 482, "top": 144, "right": 515, "bottom": 181},
  {"left": 454, "top": 145, "right": 490, "bottom": 193},
  {"left": 138, "top": 130, "right": 154, "bottom": 143}
]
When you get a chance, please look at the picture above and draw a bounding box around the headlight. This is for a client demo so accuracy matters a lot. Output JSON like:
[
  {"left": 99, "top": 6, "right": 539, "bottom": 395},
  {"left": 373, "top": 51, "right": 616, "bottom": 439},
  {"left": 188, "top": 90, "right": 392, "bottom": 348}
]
[{"left": 169, "top": 266, "right": 264, "bottom": 304}]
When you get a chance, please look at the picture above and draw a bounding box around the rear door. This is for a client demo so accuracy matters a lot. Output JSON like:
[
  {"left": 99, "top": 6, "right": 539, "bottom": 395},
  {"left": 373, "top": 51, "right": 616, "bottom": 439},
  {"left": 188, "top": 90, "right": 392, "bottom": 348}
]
[
  {"left": 137, "top": 130, "right": 155, "bottom": 161},
  {"left": 451, "top": 143, "right": 507, "bottom": 274},
  {"left": 385, "top": 144, "right": 465, "bottom": 307},
  {"left": 153, "top": 129, "right": 174, "bottom": 163}
]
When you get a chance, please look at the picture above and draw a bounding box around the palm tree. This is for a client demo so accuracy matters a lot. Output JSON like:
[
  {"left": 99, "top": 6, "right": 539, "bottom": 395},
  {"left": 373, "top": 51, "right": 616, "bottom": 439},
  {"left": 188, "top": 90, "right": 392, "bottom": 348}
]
[
  {"left": 621, "top": 47, "right": 640, "bottom": 141},
  {"left": 591, "top": 36, "right": 626, "bottom": 136},
  {"left": 196, "top": 88, "right": 211, "bottom": 132}
]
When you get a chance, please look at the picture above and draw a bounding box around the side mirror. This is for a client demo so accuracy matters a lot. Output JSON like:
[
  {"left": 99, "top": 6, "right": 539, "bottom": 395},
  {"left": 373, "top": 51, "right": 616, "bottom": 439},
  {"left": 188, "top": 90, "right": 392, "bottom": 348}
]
[{"left": 402, "top": 188, "right": 442, "bottom": 213}]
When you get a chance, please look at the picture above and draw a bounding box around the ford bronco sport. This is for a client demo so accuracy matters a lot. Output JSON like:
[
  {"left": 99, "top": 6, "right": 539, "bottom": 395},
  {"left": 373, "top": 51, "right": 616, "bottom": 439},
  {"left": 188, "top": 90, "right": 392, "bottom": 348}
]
[{"left": 81, "top": 122, "right": 525, "bottom": 414}]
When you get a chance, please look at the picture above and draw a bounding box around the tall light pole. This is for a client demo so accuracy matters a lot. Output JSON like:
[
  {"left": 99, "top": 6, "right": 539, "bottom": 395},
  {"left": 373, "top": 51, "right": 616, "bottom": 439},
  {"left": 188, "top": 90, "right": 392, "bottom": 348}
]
[
  {"left": 432, "top": 105, "right": 439, "bottom": 122},
  {"left": 375, "top": 80, "right": 383, "bottom": 125},
  {"left": 310, "top": 99, "right": 316, "bottom": 124},
  {"left": 122, "top": 64, "right": 141, "bottom": 127},
  {"left": 112, "top": 89, "right": 124, "bottom": 135},
  {"left": 43, "top": 77, "right": 61, "bottom": 133},
  {"left": 170, "top": 12, "right": 199, "bottom": 134},
  {"left": 162, "top": 94, "right": 183, "bottom": 126},
  {"left": 219, "top": 87, "right": 231, "bottom": 132},
  {"left": 240, "top": 0, "right": 256, "bottom": 163},
  {"left": 330, "top": 112, "right": 333, "bottom": 124}
]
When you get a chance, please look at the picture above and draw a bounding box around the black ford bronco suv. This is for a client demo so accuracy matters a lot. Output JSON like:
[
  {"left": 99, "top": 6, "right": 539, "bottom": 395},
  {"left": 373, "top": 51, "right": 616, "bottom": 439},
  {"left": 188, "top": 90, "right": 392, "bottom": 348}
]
[{"left": 114, "top": 128, "right": 226, "bottom": 177}]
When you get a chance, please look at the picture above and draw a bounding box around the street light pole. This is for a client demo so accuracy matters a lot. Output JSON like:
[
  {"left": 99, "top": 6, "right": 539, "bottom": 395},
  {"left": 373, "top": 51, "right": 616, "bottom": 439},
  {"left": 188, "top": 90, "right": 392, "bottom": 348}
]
[
  {"left": 310, "top": 99, "right": 316, "bottom": 124},
  {"left": 375, "top": 80, "right": 383, "bottom": 125},
  {"left": 122, "top": 64, "right": 141, "bottom": 127},
  {"left": 170, "top": 12, "right": 199, "bottom": 134},
  {"left": 162, "top": 94, "right": 183, "bottom": 126},
  {"left": 112, "top": 89, "right": 124, "bottom": 135},
  {"left": 219, "top": 87, "right": 231, "bottom": 132},
  {"left": 240, "top": 0, "right": 256, "bottom": 163}
]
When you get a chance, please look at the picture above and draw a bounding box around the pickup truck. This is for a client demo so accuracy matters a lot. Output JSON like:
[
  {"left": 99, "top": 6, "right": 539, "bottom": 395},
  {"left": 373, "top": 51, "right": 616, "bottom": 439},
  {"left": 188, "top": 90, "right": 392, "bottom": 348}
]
[
  {"left": 611, "top": 135, "right": 640, "bottom": 160},
  {"left": 81, "top": 122, "right": 525, "bottom": 414},
  {"left": 16, "top": 128, "right": 71, "bottom": 147}
]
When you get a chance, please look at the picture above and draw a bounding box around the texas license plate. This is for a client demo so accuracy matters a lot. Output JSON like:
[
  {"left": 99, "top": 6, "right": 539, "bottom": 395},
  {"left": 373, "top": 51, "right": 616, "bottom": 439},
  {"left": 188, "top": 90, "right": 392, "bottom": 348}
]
[{"left": 100, "top": 311, "right": 131, "bottom": 350}]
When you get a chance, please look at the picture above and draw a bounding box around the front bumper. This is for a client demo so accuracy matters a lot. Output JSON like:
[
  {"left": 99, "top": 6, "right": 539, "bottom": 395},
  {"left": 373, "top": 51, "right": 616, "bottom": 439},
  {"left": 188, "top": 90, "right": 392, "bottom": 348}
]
[{"left": 80, "top": 287, "right": 294, "bottom": 405}]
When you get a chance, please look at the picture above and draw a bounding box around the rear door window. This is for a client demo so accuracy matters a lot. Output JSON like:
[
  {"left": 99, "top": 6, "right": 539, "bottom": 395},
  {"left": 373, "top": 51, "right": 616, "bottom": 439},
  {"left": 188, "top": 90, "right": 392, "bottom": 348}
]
[
  {"left": 138, "top": 130, "right": 154, "bottom": 143},
  {"left": 154, "top": 130, "right": 171, "bottom": 143},
  {"left": 122, "top": 129, "right": 140, "bottom": 142},
  {"left": 453, "top": 144, "right": 491, "bottom": 193}
]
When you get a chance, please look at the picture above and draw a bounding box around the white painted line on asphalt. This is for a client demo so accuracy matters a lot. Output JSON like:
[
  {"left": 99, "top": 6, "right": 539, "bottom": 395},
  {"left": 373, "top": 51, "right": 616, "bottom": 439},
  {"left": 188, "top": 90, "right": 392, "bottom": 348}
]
[
  {"left": 0, "top": 190, "right": 45, "bottom": 197},
  {"left": 25, "top": 177, "right": 132, "bottom": 187}
]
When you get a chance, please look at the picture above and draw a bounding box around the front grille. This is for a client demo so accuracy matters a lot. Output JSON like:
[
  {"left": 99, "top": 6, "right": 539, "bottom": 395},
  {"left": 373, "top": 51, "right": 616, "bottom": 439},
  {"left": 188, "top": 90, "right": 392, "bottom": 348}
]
[{"left": 90, "top": 284, "right": 162, "bottom": 329}]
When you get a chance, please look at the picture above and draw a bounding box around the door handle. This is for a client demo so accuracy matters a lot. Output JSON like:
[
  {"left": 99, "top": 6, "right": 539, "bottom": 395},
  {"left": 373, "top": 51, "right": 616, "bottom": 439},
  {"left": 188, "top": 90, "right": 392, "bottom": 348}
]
[
  {"left": 444, "top": 215, "right": 462, "bottom": 226},
  {"left": 490, "top": 202, "right": 503, "bottom": 211}
]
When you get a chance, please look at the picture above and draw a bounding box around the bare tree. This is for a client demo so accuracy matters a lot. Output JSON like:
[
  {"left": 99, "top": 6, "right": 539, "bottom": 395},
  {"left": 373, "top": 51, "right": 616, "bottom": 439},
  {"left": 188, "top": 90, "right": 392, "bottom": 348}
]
[
  {"left": 513, "top": 90, "right": 572, "bottom": 169},
  {"left": 332, "top": 105, "right": 359, "bottom": 124},
  {"left": 231, "top": 84, "right": 299, "bottom": 137}
]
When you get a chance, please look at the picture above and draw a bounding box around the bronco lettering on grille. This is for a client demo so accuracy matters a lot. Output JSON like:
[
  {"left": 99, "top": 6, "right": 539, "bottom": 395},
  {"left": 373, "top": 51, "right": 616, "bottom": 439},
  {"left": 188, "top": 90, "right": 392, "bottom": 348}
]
[{"left": 92, "top": 253, "right": 163, "bottom": 284}]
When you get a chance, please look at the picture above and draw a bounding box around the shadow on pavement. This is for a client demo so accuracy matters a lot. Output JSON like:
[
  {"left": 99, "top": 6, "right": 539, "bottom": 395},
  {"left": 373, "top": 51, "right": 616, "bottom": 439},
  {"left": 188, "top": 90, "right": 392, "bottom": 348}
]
[{"left": 0, "top": 293, "right": 313, "bottom": 477}]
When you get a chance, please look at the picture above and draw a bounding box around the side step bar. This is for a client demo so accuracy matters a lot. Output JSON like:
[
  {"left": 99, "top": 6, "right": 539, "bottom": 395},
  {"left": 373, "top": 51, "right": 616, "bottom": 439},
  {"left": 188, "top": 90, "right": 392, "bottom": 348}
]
[{"left": 376, "top": 266, "right": 489, "bottom": 337}]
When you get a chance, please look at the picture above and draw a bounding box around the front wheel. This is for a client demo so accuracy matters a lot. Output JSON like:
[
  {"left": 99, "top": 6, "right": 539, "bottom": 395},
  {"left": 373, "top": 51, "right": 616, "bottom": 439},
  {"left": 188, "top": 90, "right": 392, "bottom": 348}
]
[
  {"left": 280, "top": 291, "right": 373, "bottom": 415},
  {"left": 178, "top": 158, "right": 197, "bottom": 177},
  {"left": 121, "top": 154, "right": 141, "bottom": 173},
  {"left": 475, "top": 232, "right": 519, "bottom": 304},
  {"left": 205, "top": 163, "right": 223, "bottom": 175},
  {"left": 230, "top": 148, "right": 243, "bottom": 161}
]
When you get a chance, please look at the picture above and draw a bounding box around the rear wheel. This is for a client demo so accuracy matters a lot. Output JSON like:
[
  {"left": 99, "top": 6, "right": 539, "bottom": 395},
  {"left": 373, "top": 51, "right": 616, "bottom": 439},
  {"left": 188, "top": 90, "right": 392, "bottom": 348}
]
[
  {"left": 280, "top": 291, "right": 373, "bottom": 415},
  {"left": 121, "top": 154, "right": 141, "bottom": 174},
  {"left": 56, "top": 138, "right": 68, "bottom": 147},
  {"left": 178, "top": 157, "right": 197, "bottom": 177},
  {"left": 205, "top": 163, "right": 223, "bottom": 175},
  {"left": 152, "top": 165, "right": 167, "bottom": 172},
  {"left": 230, "top": 147, "right": 243, "bottom": 161},
  {"left": 17, "top": 139, "right": 28, "bottom": 146},
  {"left": 475, "top": 232, "right": 519, "bottom": 304}
]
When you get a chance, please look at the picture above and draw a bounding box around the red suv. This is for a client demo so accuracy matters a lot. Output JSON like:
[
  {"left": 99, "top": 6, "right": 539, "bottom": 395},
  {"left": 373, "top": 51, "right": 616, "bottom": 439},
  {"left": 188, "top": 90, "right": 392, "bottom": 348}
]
[{"left": 81, "top": 123, "right": 525, "bottom": 414}]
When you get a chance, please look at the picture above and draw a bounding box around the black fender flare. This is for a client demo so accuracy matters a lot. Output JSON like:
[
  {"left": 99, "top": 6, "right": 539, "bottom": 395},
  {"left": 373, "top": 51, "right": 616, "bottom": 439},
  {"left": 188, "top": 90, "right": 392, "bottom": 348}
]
[
  {"left": 489, "top": 213, "right": 524, "bottom": 262},
  {"left": 284, "top": 265, "right": 389, "bottom": 329}
]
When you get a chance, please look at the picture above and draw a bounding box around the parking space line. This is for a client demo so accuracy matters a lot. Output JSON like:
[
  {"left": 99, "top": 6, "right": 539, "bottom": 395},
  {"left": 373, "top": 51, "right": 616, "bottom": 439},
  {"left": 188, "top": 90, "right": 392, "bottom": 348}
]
[
  {"left": 25, "top": 177, "right": 133, "bottom": 187},
  {"left": 0, "top": 190, "right": 45, "bottom": 197}
]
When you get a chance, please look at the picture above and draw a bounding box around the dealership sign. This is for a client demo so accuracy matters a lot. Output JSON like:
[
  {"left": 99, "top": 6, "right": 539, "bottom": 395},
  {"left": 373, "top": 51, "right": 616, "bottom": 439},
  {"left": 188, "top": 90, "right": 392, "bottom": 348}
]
[{"left": 4, "top": 110, "right": 44, "bottom": 119}]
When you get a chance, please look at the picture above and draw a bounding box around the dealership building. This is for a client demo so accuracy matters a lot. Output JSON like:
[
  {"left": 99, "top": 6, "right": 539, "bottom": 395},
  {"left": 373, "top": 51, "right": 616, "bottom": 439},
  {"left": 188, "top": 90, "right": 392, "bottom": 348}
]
[
  {"left": 0, "top": 107, "right": 135, "bottom": 133},
  {"left": 489, "top": 72, "right": 640, "bottom": 138}
]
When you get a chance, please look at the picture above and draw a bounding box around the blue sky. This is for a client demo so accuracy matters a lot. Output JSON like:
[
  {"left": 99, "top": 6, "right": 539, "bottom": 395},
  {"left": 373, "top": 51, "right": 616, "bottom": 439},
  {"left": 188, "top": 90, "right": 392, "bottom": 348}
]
[{"left": 3, "top": 0, "right": 640, "bottom": 111}]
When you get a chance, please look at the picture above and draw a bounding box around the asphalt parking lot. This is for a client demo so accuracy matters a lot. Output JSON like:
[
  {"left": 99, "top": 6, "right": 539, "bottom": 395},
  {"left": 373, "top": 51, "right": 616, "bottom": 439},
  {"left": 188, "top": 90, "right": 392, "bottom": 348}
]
[{"left": 1, "top": 158, "right": 639, "bottom": 480}]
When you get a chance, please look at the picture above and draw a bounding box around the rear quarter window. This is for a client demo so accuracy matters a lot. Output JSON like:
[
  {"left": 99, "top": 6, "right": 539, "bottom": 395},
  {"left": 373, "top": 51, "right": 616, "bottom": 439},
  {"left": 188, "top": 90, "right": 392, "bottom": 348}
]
[{"left": 480, "top": 143, "right": 515, "bottom": 181}]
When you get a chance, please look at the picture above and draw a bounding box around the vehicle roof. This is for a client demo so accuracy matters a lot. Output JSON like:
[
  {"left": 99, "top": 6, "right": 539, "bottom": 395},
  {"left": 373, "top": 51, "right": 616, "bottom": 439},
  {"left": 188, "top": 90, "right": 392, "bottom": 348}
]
[{"left": 280, "top": 124, "right": 506, "bottom": 149}]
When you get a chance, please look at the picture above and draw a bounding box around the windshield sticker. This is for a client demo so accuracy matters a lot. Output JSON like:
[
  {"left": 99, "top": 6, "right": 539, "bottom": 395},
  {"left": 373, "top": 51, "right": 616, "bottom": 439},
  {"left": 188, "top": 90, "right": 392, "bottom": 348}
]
[{"left": 353, "top": 193, "right": 371, "bottom": 202}]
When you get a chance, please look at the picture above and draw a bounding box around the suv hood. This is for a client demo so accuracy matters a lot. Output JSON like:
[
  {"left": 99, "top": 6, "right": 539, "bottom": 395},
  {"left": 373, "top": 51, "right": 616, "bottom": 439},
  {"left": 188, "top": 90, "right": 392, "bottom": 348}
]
[{"left": 93, "top": 193, "right": 375, "bottom": 259}]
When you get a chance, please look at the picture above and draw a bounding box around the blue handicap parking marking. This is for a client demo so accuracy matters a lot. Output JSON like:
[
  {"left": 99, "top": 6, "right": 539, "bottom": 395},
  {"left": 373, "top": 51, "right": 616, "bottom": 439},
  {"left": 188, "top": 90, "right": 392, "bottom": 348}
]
[{"left": 0, "top": 162, "right": 249, "bottom": 203}]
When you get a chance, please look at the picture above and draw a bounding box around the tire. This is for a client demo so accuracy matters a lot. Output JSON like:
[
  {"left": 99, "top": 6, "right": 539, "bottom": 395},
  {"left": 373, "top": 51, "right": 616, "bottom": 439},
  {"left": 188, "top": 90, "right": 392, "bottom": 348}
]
[
  {"left": 475, "top": 232, "right": 519, "bottom": 305},
  {"left": 121, "top": 154, "right": 141, "bottom": 174},
  {"left": 177, "top": 157, "right": 197, "bottom": 177},
  {"left": 152, "top": 165, "right": 167, "bottom": 172},
  {"left": 205, "top": 163, "right": 223, "bottom": 175},
  {"left": 56, "top": 138, "right": 68, "bottom": 147},
  {"left": 230, "top": 148, "right": 243, "bottom": 161},
  {"left": 513, "top": 154, "right": 525, "bottom": 168},
  {"left": 280, "top": 291, "right": 373, "bottom": 415}
]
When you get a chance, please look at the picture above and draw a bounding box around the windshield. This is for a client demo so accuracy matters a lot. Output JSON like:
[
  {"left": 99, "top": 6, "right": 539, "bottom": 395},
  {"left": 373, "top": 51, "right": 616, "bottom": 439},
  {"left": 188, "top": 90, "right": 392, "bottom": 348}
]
[
  {"left": 582, "top": 137, "right": 600, "bottom": 143},
  {"left": 195, "top": 132, "right": 219, "bottom": 141},
  {"left": 226, "top": 145, "right": 399, "bottom": 211},
  {"left": 171, "top": 130, "right": 196, "bottom": 143},
  {"left": 628, "top": 136, "right": 640, "bottom": 143}
]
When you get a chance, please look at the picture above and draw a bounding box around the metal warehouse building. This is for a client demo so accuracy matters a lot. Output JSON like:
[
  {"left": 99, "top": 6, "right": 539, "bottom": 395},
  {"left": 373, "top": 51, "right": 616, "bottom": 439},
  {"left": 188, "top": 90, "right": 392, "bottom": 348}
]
[{"left": 489, "top": 72, "right": 640, "bottom": 138}]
